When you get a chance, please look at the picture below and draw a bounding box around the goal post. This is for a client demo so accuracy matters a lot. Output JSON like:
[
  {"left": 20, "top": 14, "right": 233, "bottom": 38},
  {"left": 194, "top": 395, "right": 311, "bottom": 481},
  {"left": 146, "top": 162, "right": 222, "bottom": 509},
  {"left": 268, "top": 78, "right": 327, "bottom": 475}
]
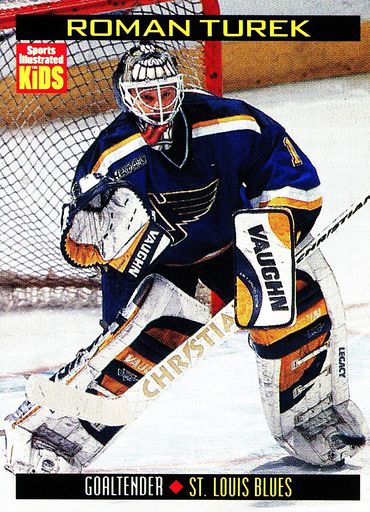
[{"left": 0, "top": 0, "right": 222, "bottom": 310}]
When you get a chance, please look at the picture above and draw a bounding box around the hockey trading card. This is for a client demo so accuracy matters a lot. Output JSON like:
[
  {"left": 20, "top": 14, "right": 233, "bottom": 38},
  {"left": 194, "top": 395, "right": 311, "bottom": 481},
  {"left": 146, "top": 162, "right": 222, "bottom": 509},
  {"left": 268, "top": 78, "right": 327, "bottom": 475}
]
[{"left": 0, "top": 1, "right": 369, "bottom": 511}]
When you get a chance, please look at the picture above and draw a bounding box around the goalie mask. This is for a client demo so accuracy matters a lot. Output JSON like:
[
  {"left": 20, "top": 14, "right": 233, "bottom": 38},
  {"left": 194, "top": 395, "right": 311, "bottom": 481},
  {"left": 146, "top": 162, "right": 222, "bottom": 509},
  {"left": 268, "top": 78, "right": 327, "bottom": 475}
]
[{"left": 113, "top": 44, "right": 184, "bottom": 126}]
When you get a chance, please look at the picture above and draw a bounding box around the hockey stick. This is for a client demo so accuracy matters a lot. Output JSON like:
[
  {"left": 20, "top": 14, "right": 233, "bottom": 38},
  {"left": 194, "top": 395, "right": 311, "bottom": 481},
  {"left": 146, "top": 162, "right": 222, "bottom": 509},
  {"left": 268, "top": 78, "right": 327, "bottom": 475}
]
[
  {"left": 27, "top": 301, "right": 235, "bottom": 426},
  {"left": 296, "top": 193, "right": 370, "bottom": 264},
  {"left": 27, "top": 193, "right": 370, "bottom": 426}
]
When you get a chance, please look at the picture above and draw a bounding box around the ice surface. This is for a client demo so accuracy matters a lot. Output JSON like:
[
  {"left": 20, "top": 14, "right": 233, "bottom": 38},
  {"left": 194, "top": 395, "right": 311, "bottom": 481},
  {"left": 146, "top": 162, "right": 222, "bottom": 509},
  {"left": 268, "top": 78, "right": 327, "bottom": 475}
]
[{"left": 0, "top": 74, "right": 369, "bottom": 511}]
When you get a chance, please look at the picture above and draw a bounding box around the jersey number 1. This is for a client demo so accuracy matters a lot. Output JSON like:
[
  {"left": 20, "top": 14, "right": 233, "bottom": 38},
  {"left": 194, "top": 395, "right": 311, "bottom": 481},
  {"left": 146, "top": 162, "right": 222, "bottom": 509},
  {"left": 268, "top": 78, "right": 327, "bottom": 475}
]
[{"left": 283, "top": 137, "right": 303, "bottom": 167}]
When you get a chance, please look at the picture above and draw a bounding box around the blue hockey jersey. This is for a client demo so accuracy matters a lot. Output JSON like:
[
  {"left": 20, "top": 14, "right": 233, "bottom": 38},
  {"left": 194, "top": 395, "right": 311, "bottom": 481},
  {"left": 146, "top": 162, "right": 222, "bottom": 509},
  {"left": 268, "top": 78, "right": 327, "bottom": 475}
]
[{"left": 63, "top": 90, "right": 322, "bottom": 271}]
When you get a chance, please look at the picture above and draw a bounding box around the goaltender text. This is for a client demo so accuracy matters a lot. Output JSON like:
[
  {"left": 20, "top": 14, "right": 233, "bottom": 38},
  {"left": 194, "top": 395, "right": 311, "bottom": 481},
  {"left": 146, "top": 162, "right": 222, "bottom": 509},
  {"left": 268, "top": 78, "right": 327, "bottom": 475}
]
[{"left": 84, "top": 475, "right": 163, "bottom": 497}]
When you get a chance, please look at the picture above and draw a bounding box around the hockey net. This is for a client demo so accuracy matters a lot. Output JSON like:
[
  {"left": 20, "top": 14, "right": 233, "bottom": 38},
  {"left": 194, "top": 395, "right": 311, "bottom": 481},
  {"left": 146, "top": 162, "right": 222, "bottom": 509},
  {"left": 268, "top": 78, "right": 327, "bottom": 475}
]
[{"left": 0, "top": 0, "right": 222, "bottom": 310}]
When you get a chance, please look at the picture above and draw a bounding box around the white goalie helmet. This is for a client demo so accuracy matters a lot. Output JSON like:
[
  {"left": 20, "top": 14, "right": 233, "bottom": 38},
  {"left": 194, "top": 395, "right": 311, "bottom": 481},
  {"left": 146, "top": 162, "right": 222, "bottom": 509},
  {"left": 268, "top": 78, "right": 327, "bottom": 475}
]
[{"left": 113, "top": 44, "right": 184, "bottom": 126}]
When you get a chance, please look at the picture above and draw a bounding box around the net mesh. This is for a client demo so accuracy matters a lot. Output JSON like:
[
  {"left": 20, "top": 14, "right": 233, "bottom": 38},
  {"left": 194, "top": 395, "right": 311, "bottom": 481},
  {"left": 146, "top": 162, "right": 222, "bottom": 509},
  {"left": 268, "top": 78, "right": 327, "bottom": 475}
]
[{"left": 0, "top": 0, "right": 220, "bottom": 310}]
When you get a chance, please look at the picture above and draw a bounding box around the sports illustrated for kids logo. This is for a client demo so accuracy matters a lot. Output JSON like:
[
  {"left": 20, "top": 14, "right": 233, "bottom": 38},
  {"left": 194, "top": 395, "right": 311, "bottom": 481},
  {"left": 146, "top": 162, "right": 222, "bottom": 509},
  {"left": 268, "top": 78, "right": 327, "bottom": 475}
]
[
  {"left": 0, "top": 0, "right": 369, "bottom": 511},
  {"left": 16, "top": 42, "right": 67, "bottom": 93}
]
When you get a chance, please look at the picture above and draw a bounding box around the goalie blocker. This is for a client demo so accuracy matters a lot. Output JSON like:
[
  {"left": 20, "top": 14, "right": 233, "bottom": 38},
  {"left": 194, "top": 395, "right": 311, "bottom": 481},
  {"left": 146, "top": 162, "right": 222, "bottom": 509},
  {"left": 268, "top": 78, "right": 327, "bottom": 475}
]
[
  {"left": 234, "top": 208, "right": 296, "bottom": 329},
  {"left": 5, "top": 211, "right": 368, "bottom": 472}
]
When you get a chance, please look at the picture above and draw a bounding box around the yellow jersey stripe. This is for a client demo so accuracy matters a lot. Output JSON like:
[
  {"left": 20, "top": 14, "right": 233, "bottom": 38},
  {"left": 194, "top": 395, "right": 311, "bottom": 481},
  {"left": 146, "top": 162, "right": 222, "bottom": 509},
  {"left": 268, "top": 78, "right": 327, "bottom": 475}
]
[
  {"left": 260, "top": 196, "right": 323, "bottom": 211},
  {"left": 192, "top": 114, "right": 257, "bottom": 129},
  {"left": 250, "top": 185, "right": 322, "bottom": 210},
  {"left": 192, "top": 115, "right": 261, "bottom": 137},
  {"left": 91, "top": 133, "right": 145, "bottom": 175}
]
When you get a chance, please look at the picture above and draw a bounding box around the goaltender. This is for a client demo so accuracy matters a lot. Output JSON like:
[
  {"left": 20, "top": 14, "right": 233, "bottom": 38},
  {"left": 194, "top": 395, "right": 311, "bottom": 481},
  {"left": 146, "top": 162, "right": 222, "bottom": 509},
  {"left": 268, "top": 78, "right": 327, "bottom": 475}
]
[{"left": 5, "top": 44, "right": 367, "bottom": 473}]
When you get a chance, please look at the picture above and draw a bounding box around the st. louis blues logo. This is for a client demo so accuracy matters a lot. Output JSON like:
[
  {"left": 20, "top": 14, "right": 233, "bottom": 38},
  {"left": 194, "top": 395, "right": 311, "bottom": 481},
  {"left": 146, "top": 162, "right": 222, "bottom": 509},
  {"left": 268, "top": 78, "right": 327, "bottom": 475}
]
[{"left": 148, "top": 179, "right": 219, "bottom": 245}]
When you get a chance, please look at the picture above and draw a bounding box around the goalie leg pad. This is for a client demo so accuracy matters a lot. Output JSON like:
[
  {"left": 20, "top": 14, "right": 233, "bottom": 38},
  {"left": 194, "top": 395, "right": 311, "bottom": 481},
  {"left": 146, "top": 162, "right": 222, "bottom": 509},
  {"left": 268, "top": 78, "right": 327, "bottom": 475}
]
[
  {"left": 5, "top": 274, "right": 209, "bottom": 474},
  {"left": 250, "top": 246, "right": 368, "bottom": 466}
]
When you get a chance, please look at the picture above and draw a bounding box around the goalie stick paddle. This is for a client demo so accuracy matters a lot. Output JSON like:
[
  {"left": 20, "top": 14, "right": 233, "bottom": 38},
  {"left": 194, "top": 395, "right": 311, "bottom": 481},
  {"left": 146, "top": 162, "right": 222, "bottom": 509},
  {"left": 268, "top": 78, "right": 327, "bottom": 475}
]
[{"left": 26, "top": 193, "right": 370, "bottom": 426}]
